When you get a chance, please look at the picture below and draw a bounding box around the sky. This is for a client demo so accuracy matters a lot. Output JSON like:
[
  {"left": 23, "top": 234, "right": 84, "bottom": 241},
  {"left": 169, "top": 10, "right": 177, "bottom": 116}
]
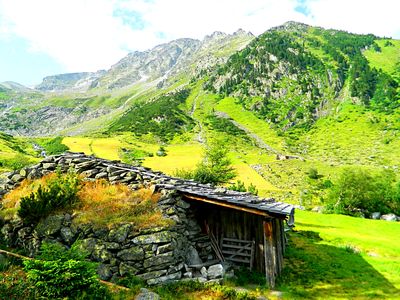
[{"left": 0, "top": 0, "right": 400, "bottom": 86}]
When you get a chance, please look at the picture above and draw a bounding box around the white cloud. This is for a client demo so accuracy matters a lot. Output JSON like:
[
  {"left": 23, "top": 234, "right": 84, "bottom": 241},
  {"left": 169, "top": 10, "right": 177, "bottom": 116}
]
[
  {"left": 0, "top": 0, "right": 399, "bottom": 74},
  {"left": 304, "top": 0, "right": 400, "bottom": 38}
]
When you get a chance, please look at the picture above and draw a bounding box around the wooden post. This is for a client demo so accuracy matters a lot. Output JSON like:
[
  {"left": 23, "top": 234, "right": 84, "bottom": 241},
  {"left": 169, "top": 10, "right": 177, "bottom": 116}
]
[{"left": 263, "top": 219, "right": 275, "bottom": 288}]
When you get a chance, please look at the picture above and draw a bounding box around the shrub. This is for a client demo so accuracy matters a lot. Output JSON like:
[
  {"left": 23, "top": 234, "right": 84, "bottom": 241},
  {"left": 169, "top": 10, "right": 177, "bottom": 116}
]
[
  {"left": 174, "top": 140, "right": 236, "bottom": 185},
  {"left": 325, "top": 168, "right": 400, "bottom": 215},
  {"left": 42, "top": 137, "right": 69, "bottom": 155},
  {"left": 18, "top": 170, "right": 81, "bottom": 225},
  {"left": 23, "top": 243, "right": 110, "bottom": 299},
  {"left": 228, "top": 181, "right": 259, "bottom": 195}
]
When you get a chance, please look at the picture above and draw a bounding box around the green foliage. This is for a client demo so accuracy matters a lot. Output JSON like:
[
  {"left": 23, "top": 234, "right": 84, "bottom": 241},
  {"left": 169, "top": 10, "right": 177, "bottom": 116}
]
[
  {"left": 120, "top": 147, "right": 152, "bottom": 165},
  {"left": 307, "top": 168, "right": 319, "bottom": 179},
  {"left": 174, "top": 140, "right": 236, "bottom": 185},
  {"left": 18, "top": 170, "right": 81, "bottom": 225},
  {"left": 156, "top": 146, "right": 167, "bottom": 156},
  {"left": 205, "top": 114, "right": 249, "bottom": 141},
  {"left": 325, "top": 168, "right": 400, "bottom": 215},
  {"left": 23, "top": 242, "right": 110, "bottom": 299},
  {"left": 40, "top": 137, "right": 69, "bottom": 155},
  {"left": 110, "top": 89, "right": 194, "bottom": 142},
  {"left": 229, "top": 180, "right": 259, "bottom": 195},
  {"left": 0, "top": 153, "right": 32, "bottom": 171}
]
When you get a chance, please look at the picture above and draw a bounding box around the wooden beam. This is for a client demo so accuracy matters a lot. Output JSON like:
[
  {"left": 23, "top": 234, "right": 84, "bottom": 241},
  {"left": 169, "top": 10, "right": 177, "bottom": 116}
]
[
  {"left": 263, "top": 220, "right": 276, "bottom": 288},
  {"left": 183, "top": 194, "right": 272, "bottom": 217}
]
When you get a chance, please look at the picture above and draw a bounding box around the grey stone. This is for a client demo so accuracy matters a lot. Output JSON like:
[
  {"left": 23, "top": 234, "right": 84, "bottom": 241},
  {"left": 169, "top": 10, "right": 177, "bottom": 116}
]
[
  {"left": 200, "top": 267, "right": 207, "bottom": 278},
  {"left": 35, "top": 215, "right": 64, "bottom": 237},
  {"left": 143, "top": 252, "right": 174, "bottom": 269},
  {"left": 92, "top": 244, "right": 112, "bottom": 262},
  {"left": 117, "top": 247, "right": 144, "bottom": 261},
  {"left": 183, "top": 271, "right": 192, "bottom": 278},
  {"left": 381, "top": 213, "right": 398, "bottom": 221},
  {"left": 11, "top": 174, "right": 24, "bottom": 183},
  {"left": 156, "top": 243, "right": 173, "bottom": 255},
  {"left": 97, "top": 264, "right": 113, "bottom": 281},
  {"left": 371, "top": 212, "right": 381, "bottom": 220},
  {"left": 137, "top": 269, "right": 167, "bottom": 280},
  {"left": 60, "top": 227, "right": 75, "bottom": 244},
  {"left": 82, "top": 169, "right": 99, "bottom": 178},
  {"left": 108, "top": 224, "right": 132, "bottom": 243},
  {"left": 105, "top": 242, "right": 120, "bottom": 250},
  {"left": 176, "top": 199, "right": 190, "bottom": 209},
  {"left": 135, "top": 288, "right": 160, "bottom": 300},
  {"left": 133, "top": 231, "right": 174, "bottom": 245},
  {"left": 42, "top": 163, "right": 57, "bottom": 170},
  {"left": 186, "top": 246, "right": 202, "bottom": 265},
  {"left": 78, "top": 238, "right": 98, "bottom": 255},
  {"left": 147, "top": 272, "right": 181, "bottom": 285},
  {"left": 207, "top": 264, "right": 224, "bottom": 279},
  {"left": 119, "top": 262, "right": 140, "bottom": 276},
  {"left": 95, "top": 172, "right": 108, "bottom": 179}
]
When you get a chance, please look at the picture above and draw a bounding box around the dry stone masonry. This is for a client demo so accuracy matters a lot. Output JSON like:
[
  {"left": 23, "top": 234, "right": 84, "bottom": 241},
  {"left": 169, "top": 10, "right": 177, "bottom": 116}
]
[{"left": 0, "top": 152, "right": 230, "bottom": 284}]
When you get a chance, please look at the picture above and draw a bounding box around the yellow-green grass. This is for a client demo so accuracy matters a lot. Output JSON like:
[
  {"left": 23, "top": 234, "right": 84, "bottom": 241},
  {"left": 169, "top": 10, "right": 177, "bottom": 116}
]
[
  {"left": 364, "top": 39, "right": 400, "bottom": 74},
  {"left": 143, "top": 143, "right": 204, "bottom": 174},
  {"left": 216, "top": 97, "right": 284, "bottom": 152},
  {"left": 91, "top": 138, "right": 122, "bottom": 160},
  {"left": 279, "top": 210, "right": 400, "bottom": 299},
  {"left": 62, "top": 137, "right": 93, "bottom": 155}
]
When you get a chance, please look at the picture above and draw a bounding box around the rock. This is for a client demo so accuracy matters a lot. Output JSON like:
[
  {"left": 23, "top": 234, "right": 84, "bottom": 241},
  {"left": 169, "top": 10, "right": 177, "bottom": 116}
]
[
  {"left": 133, "top": 231, "right": 174, "bottom": 245},
  {"left": 11, "top": 174, "right": 24, "bottom": 183},
  {"left": 185, "top": 246, "right": 202, "bottom": 265},
  {"left": 35, "top": 215, "right": 64, "bottom": 237},
  {"left": 156, "top": 243, "right": 173, "bottom": 255},
  {"left": 117, "top": 247, "right": 145, "bottom": 261},
  {"left": 42, "top": 163, "right": 56, "bottom": 170},
  {"left": 371, "top": 212, "right": 381, "bottom": 220},
  {"left": 176, "top": 200, "right": 190, "bottom": 209},
  {"left": 294, "top": 205, "right": 305, "bottom": 210},
  {"left": 135, "top": 288, "right": 160, "bottom": 300},
  {"left": 78, "top": 238, "right": 98, "bottom": 255},
  {"left": 143, "top": 252, "right": 174, "bottom": 269},
  {"left": 200, "top": 267, "right": 207, "bottom": 278},
  {"left": 381, "top": 213, "right": 398, "bottom": 221},
  {"left": 119, "top": 262, "right": 140, "bottom": 276},
  {"left": 207, "top": 264, "right": 224, "bottom": 279},
  {"left": 183, "top": 271, "right": 192, "bottom": 278},
  {"left": 97, "top": 264, "right": 113, "bottom": 280},
  {"left": 92, "top": 244, "right": 112, "bottom": 262},
  {"left": 105, "top": 242, "right": 120, "bottom": 250},
  {"left": 147, "top": 272, "right": 181, "bottom": 285},
  {"left": 60, "top": 227, "right": 75, "bottom": 244},
  {"left": 108, "top": 224, "right": 132, "bottom": 243},
  {"left": 95, "top": 172, "right": 108, "bottom": 179},
  {"left": 137, "top": 269, "right": 167, "bottom": 280}
]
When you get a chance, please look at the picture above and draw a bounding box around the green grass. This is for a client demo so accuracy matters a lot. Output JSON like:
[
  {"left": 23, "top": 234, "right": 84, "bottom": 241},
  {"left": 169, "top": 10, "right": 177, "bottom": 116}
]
[
  {"left": 278, "top": 210, "right": 400, "bottom": 299},
  {"left": 364, "top": 39, "right": 400, "bottom": 74}
]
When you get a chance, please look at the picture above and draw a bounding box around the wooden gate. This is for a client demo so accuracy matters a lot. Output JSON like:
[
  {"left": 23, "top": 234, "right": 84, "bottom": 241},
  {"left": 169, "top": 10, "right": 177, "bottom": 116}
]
[{"left": 220, "top": 237, "right": 255, "bottom": 270}]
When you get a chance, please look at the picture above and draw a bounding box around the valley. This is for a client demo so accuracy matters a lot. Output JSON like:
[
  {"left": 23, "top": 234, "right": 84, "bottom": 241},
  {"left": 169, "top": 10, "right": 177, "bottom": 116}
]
[{"left": 1, "top": 21, "right": 400, "bottom": 299}]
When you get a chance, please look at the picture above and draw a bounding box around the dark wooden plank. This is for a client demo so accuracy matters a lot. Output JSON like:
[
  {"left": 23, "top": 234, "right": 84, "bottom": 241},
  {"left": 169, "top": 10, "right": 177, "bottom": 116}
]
[{"left": 221, "top": 244, "right": 253, "bottom": 250}]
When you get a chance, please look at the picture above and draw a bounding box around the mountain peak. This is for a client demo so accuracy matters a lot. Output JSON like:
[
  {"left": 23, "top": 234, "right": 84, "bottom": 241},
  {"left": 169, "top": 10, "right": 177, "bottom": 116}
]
[{"left": 272, "top": 21, "right": 310, "bottom": 32}]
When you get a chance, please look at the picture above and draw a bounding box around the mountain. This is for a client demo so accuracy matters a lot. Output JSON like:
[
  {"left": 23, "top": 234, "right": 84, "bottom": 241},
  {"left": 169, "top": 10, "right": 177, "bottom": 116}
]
[
  {"left": 0, "top": 29, "right": 253, "bottom": 136},
  {"left": 35, "top": 71, "right": 106, "bottom": 92},
  {"left": 0, "top": 81, "right": 33, "bottom": 93}
]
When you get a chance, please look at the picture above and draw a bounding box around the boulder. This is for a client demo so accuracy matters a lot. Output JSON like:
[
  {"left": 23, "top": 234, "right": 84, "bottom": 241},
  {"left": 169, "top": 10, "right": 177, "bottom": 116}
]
[
  {"left": 207, "top": 264, "right": 225, "bottom": 279},
  {"left": 381, "top": 213, "right": 398, "bottom": 222},
  {"left": 60, "top": 227, "right": 75, "bottom": 244},
  {"left": 35, "top": 215, "right": 64, "bottom": 237},
  {"left": 370, "top": 212, "right": 381, "bottom": 220},
  {"left": 135, "top": 288, "right": 160, "bottom": 300},
  {"left": 108, "top": 224, "right": 132, "bottom": 243},
  {"left": 92, "top": 244, "right": 112, "bottom": 262},
  {"left": 185, "top": 245, "right": 202, "bottom": 266},
  {"left": 137, "top": 269, "right": 167, "bottom": 281},
  {"left": 78, "top": 238, "right": 98, "bottom": 255}
]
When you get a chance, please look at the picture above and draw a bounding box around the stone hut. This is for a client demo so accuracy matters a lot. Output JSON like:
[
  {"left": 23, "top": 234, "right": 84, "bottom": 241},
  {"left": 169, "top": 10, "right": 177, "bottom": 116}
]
[{"left": 0, "top": 152, "right": 294, "bottom": 287}]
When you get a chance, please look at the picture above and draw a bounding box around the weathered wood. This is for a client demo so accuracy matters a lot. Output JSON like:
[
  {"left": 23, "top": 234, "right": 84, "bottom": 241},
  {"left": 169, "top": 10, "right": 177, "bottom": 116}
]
[
  {"left": 221, "top": 237, "right": 255, "bottom": 269},
  {"left": 221, "top": 244, "right": 253, "bottom": 250},
  {"left": 184, "top": 194, "right": 271, "bottom": 217},
  {"left": 263, "top": 220, "right": 276, "bottom": 288}
]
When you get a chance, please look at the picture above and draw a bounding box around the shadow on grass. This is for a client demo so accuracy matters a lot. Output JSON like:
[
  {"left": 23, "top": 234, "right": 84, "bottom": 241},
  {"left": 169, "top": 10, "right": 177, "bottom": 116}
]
[{"left": 277, "top": 230, "right": 399, "bottom": 299}]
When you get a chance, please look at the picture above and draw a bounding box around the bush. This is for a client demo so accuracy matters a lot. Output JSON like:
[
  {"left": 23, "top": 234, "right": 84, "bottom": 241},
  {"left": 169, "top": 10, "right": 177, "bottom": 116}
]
[
  {"left": 325, "top": 168, "right": 400, "bottom": 215},
  {"left": 42, "top": 137, "right": 69, "bottom": 155},
  {"left": 23, "top": 243, "right": 110, "bottom": 299},
  {"left": 174, "top": 140, "right": 236, "bottom": 185},
  {"left": 18, "top": 170, "right": 81, "bottom": 225},
  {"left": 228, "top": 181, "right": 259, "bottom": 195}
]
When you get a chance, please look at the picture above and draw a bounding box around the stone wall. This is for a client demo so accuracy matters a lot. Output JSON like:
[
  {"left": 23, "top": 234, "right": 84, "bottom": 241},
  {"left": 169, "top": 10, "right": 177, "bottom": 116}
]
[{"left": 0, "top": 152, "right": 217, "bottom": 285}]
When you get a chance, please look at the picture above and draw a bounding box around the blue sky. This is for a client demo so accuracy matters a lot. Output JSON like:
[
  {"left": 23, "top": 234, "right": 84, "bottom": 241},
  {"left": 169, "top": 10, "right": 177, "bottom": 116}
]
[{"left": 0, "top": 0, "right": 399, "bottom": 86}]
